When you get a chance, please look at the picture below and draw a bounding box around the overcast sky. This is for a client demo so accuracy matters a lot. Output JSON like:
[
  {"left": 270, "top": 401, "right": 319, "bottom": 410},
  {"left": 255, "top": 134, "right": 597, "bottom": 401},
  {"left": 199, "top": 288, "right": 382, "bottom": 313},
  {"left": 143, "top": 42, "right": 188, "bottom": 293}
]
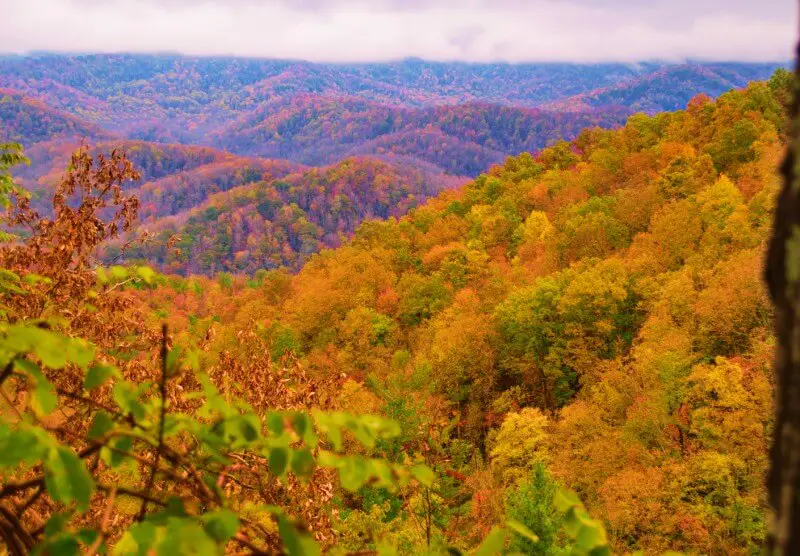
[{"left": 2, "top": 0, "right": 795, "bottom": 62}]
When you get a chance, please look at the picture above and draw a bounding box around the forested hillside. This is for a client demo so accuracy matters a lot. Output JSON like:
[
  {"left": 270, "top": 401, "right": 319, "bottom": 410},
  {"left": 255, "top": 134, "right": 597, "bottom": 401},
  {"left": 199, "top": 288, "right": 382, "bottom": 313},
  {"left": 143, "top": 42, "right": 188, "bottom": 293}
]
[
  {"left": 0, "top": 55, "right": 781, "bottom": 122},
  {"left": 12, "top": 139, "right": 462, "bottom": 274},
  {"left": 0, "top": 65, "right": 790, "bottom": 554},
  {"left": 209, "top": 95, "right": 630, "bottom": 175},
  {"left": 3, "top": 55, "right": 784, "bottom": 281},
  {"left": 0, "top": 55, "right": 785, "bottom": 288},
  {"left": 118, "top": 70, "right": 786, "bottom": 553},
  {"left": 16, "top": 140, "right": 301, "bottom": 203},
  {"left": 118, "top": 157, "right": 465, "bottom": 274},
  {"left": 0, "top": 89, "right": 113, "bottom": 146},
  {"left": 545, "top": 63, "right": 787, "bottom": 113}
]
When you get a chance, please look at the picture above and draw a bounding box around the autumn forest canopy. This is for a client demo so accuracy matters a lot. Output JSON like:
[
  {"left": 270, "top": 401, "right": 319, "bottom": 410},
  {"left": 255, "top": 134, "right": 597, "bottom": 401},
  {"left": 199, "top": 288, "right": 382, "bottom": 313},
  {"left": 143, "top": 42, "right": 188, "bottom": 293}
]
[{"left": 0, "top": 52, "right": 794, "bottom": 555}]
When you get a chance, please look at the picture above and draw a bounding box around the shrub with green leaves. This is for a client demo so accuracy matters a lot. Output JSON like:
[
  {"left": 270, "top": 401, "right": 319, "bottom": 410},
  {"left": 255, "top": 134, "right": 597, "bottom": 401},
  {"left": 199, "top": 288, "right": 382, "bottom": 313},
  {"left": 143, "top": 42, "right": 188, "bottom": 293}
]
[{"left": 0, "top": 314, "right": 430, "bottom": 554}]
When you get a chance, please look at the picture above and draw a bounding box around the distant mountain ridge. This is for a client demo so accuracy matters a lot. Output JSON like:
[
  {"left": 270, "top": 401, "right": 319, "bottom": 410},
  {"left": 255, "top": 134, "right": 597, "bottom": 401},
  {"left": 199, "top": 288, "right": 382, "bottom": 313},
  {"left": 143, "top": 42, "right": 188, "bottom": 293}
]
[
  {"left": 0, "top": 55, "right": 784, "bottom": 148},
  {"left": 543, "top": 63, "right": 786, "bottom": 113},
  {"left": 0, "top": 54, "right": 786, "bottom": 275},
  {"left": 208, "top": 94, "right": 631, "bottom": 175},
  {"left": 0, "top": 55, "right": 784, "bottom": 112}
]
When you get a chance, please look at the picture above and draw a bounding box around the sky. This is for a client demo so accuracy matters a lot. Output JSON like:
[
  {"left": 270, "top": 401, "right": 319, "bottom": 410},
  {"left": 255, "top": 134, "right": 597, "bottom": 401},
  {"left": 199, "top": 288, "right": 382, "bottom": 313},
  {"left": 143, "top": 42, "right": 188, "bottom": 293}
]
[{"left": 2, "top": 0, "right": 796, "bottom": 63}]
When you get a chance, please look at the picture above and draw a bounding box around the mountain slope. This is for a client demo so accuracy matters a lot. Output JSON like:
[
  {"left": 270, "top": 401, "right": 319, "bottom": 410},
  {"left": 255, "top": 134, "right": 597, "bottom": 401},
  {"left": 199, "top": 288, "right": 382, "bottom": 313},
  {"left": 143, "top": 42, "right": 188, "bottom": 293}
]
[
  {"left": 0, "top": 55, "right": 784, "bottom": 143},
  {"left": 15, "top": 137, "right": 459, "bottom": 275},
  {"left": 134, "top": 155, "right": 305, "bottom": 221},
  {"left": 136, "top": 70, "right": 789, "bottom": 553},
  {"left": 118, "top": 156, "right": 465, "bottom": 274},
  {"left": 0, "top": 88, "right": 114, "bottom": 145},
  {"left": 16, "top": 140, "right": 302, "bottom": 216},
  {"left": 211, "top": 95, "right": 631, "bottom": 174},
  {"left": 546, "top": 63, "right": 785, "bottom": 113}
]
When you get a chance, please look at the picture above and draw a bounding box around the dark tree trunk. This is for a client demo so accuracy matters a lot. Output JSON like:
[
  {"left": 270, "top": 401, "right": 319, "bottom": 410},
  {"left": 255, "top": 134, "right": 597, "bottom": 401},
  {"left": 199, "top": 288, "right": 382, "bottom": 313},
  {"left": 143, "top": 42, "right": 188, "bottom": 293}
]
[{"left": 766, "top": 23, "right": 800, "bottom": 554}]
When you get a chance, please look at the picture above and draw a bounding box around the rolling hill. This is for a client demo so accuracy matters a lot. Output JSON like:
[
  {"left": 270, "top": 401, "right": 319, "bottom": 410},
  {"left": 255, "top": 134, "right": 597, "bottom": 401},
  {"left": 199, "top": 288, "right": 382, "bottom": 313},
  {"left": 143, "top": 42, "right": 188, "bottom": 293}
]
[
  {"left": 0, "top": 88, "right": 114, "bottom": 145},
  {"left": 544, "top": 63, "right": 786, "bottom": 113},
  {"left": 209, "top": 94, "right": 632, "bottom": 175},
  {"left": 15, "top": 140, "right": 302, "bottom": 214},
  {"left": 0, "top": 54, "right": 784, "bottom": 154},
  {"left": 115, "top": 156, "right": 465, "bottom": 274}
]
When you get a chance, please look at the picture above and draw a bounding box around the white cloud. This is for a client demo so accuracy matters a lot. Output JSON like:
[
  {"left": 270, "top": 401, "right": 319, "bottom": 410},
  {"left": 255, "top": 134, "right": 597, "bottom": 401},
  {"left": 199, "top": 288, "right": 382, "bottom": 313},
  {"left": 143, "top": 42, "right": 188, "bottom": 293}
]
[{"left": 1, "top": 0, "right": 794, "bottom": 62}]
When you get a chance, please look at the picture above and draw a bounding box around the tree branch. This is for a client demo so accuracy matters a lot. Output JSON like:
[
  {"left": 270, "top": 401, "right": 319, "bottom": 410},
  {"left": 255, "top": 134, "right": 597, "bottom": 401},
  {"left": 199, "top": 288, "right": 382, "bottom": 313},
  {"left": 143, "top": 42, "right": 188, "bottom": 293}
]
[
  {"left": 0, "top": 361, "right": 14, "bottom": 387},
  {"left": 136, "top": 323, "right": 169, "bottom": 521},
  {"left": 0, "top": 505, "right": 35, "bottom": 549},
  {"left": 85, "top": 487, "right": 116, "bottom": 556}
]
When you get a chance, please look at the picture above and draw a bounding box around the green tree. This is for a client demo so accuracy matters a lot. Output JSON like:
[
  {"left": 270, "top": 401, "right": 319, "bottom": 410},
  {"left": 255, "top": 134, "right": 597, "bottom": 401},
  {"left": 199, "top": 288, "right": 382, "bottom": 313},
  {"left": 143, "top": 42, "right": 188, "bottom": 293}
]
[{"left": 505, "top": 463, "right": 565, "bottom": 555}]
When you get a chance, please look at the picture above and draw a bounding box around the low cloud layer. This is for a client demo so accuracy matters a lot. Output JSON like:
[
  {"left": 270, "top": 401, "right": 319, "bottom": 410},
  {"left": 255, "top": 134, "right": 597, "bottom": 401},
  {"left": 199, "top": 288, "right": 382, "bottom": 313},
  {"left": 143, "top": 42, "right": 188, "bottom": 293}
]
[{"left": 3, "top": 0, "right": 795, "bottom": 62}]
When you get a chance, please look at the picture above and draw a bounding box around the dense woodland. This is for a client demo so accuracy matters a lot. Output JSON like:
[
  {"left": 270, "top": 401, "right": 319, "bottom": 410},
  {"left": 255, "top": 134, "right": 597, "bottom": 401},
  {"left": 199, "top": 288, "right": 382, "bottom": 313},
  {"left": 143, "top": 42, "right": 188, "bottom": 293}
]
[
  {"left": 0, "top": 60, "right": 790, "bottom": 554},
  {"left": 11, "top": 138, "right": 465, "bottom": 275}
]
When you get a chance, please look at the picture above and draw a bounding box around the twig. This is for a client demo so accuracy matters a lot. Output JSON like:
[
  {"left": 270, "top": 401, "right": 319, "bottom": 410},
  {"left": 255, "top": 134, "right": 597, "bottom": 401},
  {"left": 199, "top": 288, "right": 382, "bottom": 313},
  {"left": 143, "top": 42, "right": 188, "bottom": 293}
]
[
  {"left": 15, "top": 485, "right": 44, "bottom": 516},
  {"left": 0, "top": 476, "right": 43, "bottom": 498},
  {"left": 103, "top": 277, "right": 136, "bottom": 294},
  {"left": 232, "top": 532, "right": 271, "bottom": 555},
  {"left": 0, "top": 519, "right": 26, "bottom": 556},
  {"left": 152, "top": 436, "right": 219, "bottom": 503},
  {"left": 52, "top": 386, "right": 126, "bottom": 419},
  {"left": 85, "top": 487, "right": 116, "bottom": 556},
  {"left": 0, "top": 387, "right": 23, "bottom": 421},
  {"left": 239, "top": 516, "right": 276, "bottom": 542},
  {"left": 0, "top": 361, "right": 14, "bottom": 387},
  {"left": 97, "top": 484, "right": 166, "bottom": 507},
  {"left": 0, "top": 444, "right": 101, "bottom": 498},
  {"left": 0, "top": 505, "right": 35, "bottom": 548},
  {"left": 101, "top": 444, "right": 184, "bottom": 482}
]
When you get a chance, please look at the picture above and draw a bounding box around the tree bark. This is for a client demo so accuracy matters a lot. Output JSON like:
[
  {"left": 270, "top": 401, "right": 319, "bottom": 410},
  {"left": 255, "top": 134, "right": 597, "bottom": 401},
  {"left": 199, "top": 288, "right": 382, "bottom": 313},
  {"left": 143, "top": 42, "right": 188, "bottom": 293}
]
[{"left": 766, "top": 17, "right": 800, "bottom": 553}]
